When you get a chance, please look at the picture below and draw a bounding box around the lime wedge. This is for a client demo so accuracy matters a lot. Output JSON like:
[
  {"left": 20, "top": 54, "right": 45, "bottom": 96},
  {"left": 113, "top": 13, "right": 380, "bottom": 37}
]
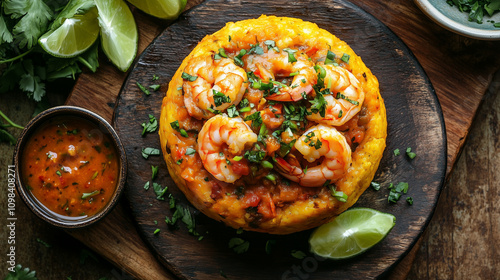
[
  {"left": 38, "top": 7, "right": 99, "bottom": 58},
  {"left": 95, "top": 0, "right": 138, "bottom": 72},
  {"left": 126, "top": 0, "right": 187, "bottom": 20},
  {"left": 309, "top": 208, "right": 396, "bottom": 260}
]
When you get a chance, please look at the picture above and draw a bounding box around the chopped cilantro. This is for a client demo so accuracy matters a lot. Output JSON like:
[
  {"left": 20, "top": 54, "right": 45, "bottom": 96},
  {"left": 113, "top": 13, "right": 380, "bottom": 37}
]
[
  {"left": 283, "top": 48, "right": 297, "bottom": 63},
  {"left": 329, "top": 185, "right": 348, "bottom": 202},
  {"left": 153, "top": 183, "right": 168, "bottom": 200},
  {"left": 141, "top": 147, "right": 160, "bottom": 159},
  {"left": 244, "top": 111, "right": 263, "bottom": 129},
  {"left": 324, "top": 50, "right": 337, "bottom": 65},
  {"left": 264, "top": 40, "right": 279, "bottom": 52},
  {"left": 143, "top": 181, "right": 150, "bottom": 190},
  {"left": 151, "top": 165, "right": 159, "bottom": 180},
  {"left": 136, "top": 82, "right": 150, "bottom": 95},
  {"left": 309, "top": 91, "right": 327, "bottom": 117},
  {"left": 371, "top": 181, "right": 381, "bottom": 191},
  {"left": 227, "top": 104, "right": 239, "bottom": 117},
  {"left": 406, "top": 197, "right": 414, "bottom": 205},
  {"left": 291, "top": 250, "right": 307, "bottom": 259},
  {"left": 228, "top": 237, "right": 250, "bottom": 254},
  {"left": 341, "top": 53, "right": 350, "bottom": 63},
  {"left": 141, "top": 114, "right": 158, "bottom": 136},
  {"left": 185, "top": 147, "right": 196, "bottom": 155},
  {"left": 170, "top": 120, "right": 189, "bottom": 137},
  {"left": 234, "top": 49, "right": 247, "bottom": 67},
  {"left": 244, "top": 149, "right": 266, "bottom": 163},
  {"left": 149, "top": 84, "right": 161, "bottom": 91},
  {"left": 181, "top": 72, "right": 197, "bottom": 82},
  {"left": 213, "top": 90, "right": 231, "bottom": 107},
  {"left": 393, "top": 148, "right": 400, "bottom": 156},
  {"left": 406, "top": 147, "right": 416, "bottom": 159},
  {"left": 249, "top": 43, "right": 264, "bottom": 55}
]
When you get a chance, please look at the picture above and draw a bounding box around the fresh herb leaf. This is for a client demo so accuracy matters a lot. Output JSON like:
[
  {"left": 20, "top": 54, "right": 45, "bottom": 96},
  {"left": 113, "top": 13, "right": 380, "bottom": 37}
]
[
  {"left": 136, "top": 82, "right": 150, "bottom": 95},
  {"left": 141, "top": 114, "right": 158, "bottom": 136},
  {"left": 81, "top": 190, "right": 100, "bottom": 199},
  {"left": 244, "top": 111, "right": 262, "bottom": 129},
  {"left": 181, "top": 72, "right": 197, "bottom": 82},
  {"left": 291, "top": 250, "right": 307, "bottom": 259},
  {"left": 152, "top": 182, "right": 167, "bottom": 200},
  {"left": 393, "top": 148, "right": 400, "bottom": 156},
  {"left": 406, "top": 147, "right": 416, "bottom": 159},
  {"left": 309, "top": 91, "right": 327, "bottom": 117},
  {"left": 185, "top": 147, "right": 196, "bottom": 155},
  {"left": 213, "top": 89, "right": 231, "bottom": 107},
  {"left": 170, "top": 120, "right": 189, "bottom": 137},
  {"left": 149, "top": 84, "right": 160, "bottom": 91},
  {"left": 36, "top": 238, "right": 51, "bottom": 248},
  {"left": 324, "top": 50, "right": 337, "bottom": 65},
  {"left": 228, "top": 237, "right": 250, "bottom": 254},
  {"left": 151, "top": 165, "right": 159, "bottom": 180},
  {"left": 3, "top": 0, "right": 53, "bottom": 49},
  {"left": 371, "top": 181, "right": 381, "bottom": 191},
  {"left": 283, "top": 48, "right": 297, "bottom": 63},
  {"left": 4, "top": 264, "right": 38, "bottom": 280},
  {"left": 141, "top": 147, "right": 160, "bottom": 159},
  {"left": 406, "top": 197, "right": 414, "bottom": 205},
  {"left": 234, "top": 49, "right": 247, "bottom": 67},
  {"left": 227, "top": 104, "right": 239, "bottom": 117},
  {"left": 264, "top": 40, "right": 279, "bottom": 52}
]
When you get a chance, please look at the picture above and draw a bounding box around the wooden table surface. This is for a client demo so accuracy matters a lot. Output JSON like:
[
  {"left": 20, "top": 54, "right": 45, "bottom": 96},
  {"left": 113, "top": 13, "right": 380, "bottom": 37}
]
[{"left": 1, "top": 0, "right": 500, "bottom": 279}]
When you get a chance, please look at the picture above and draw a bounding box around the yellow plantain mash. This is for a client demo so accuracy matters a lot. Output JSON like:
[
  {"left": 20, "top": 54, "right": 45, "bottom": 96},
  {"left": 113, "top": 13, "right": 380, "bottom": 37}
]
[{"left": 159, "top": 15, "right": 387, "bottom": 234}]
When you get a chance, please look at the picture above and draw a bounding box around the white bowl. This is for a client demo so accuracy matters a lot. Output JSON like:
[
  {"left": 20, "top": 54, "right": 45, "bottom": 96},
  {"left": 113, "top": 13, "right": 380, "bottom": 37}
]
[{"left": 414, "top": 0, "right": 500, "bottom": 40}]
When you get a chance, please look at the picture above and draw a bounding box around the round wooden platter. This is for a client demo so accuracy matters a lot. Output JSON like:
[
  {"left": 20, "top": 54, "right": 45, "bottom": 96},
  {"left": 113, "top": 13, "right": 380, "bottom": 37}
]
[{"left": 114, "top": 0, "right": 447, "bottom": 279}]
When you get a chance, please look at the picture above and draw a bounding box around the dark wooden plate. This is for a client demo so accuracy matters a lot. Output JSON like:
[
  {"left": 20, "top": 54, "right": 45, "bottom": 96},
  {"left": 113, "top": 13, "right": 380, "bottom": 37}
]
[{"left": 114, "top": 0, "right": 446, "bottom": 278}]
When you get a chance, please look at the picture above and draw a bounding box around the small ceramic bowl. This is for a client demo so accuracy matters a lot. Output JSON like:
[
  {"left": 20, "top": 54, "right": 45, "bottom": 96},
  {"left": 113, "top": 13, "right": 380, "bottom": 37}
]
[
  {"left": 414, "top": 0, "right": 500, "bottom": 40},
  {"left": 13, "top": 106, "right": 127, "bottom": 229}
]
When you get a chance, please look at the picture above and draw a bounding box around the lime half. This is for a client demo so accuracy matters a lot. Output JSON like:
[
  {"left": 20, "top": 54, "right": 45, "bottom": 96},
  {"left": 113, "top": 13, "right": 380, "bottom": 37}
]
[
  {"left": 95, "top": 0, "right": 138, "bottom": 72},
  {"left": 127, "top": 0, "right": 187, "bottom": 20},
  {"left": 309, "top": 208, "right": 396, "bottom": 260},
  {"left": 39, "top": 7, "right": 99, "bottom": 58}
]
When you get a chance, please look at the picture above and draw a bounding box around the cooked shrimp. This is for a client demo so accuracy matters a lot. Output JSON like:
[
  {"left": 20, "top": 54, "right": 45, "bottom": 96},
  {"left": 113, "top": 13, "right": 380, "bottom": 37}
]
[
  {"left": 197, "top": 114, "right": 258, "bottom": 183},
  {"left": 183, "top": 55, "right": 248, "bottom": 119},
  {"left": 246, "top": 49, "right": 316, "bottom": 101},
  {"left": 307, "top": 65, "right": 365, "bottom": 126},
  {"left": 274, "top": 125, "right": 351, "bottom": 187}
]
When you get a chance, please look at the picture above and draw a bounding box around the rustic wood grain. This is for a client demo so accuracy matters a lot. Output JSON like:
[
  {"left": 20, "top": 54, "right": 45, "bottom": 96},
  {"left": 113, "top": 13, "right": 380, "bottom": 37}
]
[
  {"left": 63, "top": 0, "right": 500, "bottom": 279},
  {"left": 114, "top": 0, "right": 446, "bottom": 279},
  {"left": 408, "top": 72, "right": 500, "bottom": 280}
]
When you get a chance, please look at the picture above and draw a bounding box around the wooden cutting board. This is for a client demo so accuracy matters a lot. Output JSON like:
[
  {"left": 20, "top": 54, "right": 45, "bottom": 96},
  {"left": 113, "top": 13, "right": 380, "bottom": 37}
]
[
  {"left": 65, "top": 0, "right": 500, "bottom": 279},
  {"left": 113, "top": 0, "right": 446, "bottom": 279}
]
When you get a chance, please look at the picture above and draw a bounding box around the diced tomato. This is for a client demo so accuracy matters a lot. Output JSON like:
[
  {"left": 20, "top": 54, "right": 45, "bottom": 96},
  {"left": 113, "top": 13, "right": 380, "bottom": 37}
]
[
  {"left": 242, "top": 192, "right": 260, "bottom": 208},
  {"left": 229, "top": 159, "right": 250, "bottom": 176}
]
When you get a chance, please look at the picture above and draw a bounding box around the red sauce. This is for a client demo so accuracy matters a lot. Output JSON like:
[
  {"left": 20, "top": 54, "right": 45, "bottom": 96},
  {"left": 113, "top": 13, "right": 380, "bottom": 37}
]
[{"left": 21, "top": 116, "right": 119, "bottom": 217}]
